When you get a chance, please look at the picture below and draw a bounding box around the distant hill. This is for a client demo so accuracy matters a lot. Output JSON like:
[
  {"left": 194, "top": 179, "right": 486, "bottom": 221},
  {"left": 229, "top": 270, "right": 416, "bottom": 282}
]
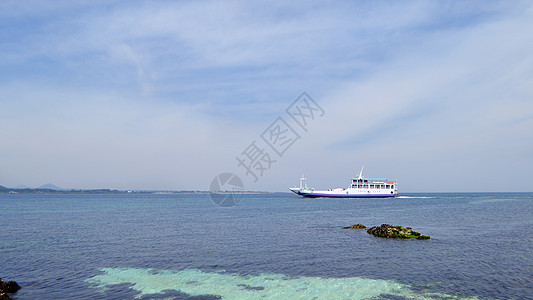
[
  {"left": 0, "top": 185, "right": 7, "bottom": 191},
  {"left": 38, "top": 183, "right": 66, "bottom": 191}
]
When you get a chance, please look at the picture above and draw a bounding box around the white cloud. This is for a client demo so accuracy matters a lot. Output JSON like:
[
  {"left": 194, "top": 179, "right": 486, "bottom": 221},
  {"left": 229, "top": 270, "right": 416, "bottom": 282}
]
[
  {"left": 0, "top": 84, "right": 257, "bottom": 189},
  {"left": 1, "top": 1, "right": 532, "bottom": 191}
]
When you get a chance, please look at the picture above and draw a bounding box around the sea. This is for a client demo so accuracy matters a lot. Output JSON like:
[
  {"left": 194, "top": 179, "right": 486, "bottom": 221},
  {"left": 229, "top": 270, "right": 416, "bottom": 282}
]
[{"left": 1, "top": 192, "right": 532, "bottom": 299}]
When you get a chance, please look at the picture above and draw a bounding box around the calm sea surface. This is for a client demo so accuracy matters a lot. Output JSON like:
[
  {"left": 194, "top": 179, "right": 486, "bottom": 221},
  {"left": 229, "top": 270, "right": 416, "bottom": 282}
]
[{"left": 1, "top": 193, "right": 532, "bottom": 299}]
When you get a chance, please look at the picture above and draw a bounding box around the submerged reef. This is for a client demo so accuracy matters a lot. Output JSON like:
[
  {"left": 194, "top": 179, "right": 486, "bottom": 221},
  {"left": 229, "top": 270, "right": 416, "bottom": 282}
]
[
  {"left": 0, "top": 278, "right": 20, "bottom": 300},
  {"left": 343, "top": 223, "right": 430, "bottom": 239}
]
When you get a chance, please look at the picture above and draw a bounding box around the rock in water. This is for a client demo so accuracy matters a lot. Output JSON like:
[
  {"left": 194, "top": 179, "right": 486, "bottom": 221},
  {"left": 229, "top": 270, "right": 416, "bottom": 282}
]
[
  {"left": 0, "top": 278, "right": 21, "bottom": 300},
  {"left": 343, "top": 224, "right": 366, "bottom": 229},
  {"left": 367, "top": 224, "right": 429, "bottom": 239},
  {"left": 2, "top": 281, "right": 20, "bottom": 294}
]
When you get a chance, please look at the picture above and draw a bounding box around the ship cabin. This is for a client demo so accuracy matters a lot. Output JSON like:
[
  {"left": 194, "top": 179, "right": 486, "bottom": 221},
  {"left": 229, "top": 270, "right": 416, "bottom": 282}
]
[{"left": 350, "top": 178, "right": 395, "bottom": 190}]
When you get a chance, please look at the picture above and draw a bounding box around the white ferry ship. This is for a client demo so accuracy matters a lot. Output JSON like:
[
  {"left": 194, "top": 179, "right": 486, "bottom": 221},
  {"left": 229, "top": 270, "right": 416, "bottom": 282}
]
[{"left": 289, "top": 166, "right": 397, "bottom": 198}]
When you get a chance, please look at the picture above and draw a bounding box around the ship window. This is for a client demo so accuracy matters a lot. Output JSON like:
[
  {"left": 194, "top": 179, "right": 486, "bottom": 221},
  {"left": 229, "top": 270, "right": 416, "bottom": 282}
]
[
  {"left": 370, "top": 185, "right": 374, "bottom": 188},
  {"left": 358, "top": 185, "right": 362, "bottom": 188},
  {"left": 391, "top": 185, "right": 394, "bottom": 189},
  {"left": 364, "top": 185, "right": 369, "bottom": 188},
  {"left": 386, "top": 185, "right": 390, "bottom": 189}
]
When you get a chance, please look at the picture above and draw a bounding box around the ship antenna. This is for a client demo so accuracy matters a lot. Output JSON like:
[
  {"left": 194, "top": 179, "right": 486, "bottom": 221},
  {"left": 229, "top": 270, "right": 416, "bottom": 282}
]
[{"left": 357, "top": 165, "right": 364, "bottom": 180}]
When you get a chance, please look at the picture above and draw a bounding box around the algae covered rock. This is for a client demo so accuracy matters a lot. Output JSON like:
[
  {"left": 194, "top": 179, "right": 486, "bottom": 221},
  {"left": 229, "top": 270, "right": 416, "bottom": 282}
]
[
  {"left": 0, "top": 278, "right": 21, "bottom": 300},
  {"left": 343, "top": 223, "right": 366, "bottom": 229},
  {"left": 0, "top": 281, "right": 20, "bottom": 294},
  {"left": 367, "top": 224, "right": 429, "bottom": 239}
]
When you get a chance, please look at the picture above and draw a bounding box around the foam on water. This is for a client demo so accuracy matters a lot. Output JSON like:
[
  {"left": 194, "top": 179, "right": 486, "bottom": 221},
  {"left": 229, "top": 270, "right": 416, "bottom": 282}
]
[{"left": 87, "top": 267, "right": 478, "bottom": 299}]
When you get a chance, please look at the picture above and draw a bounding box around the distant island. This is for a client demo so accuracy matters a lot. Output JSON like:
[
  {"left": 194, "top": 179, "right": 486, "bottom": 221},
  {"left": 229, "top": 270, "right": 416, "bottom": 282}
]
[
  {"left": 0, "top": 185, "right": 195, "bottom": 195},
  {"left": 0, "top": 185, "right": 270, "bottom": 195},
  {"left": 0, "top": 185, "right": 132, "bottom": 194}
]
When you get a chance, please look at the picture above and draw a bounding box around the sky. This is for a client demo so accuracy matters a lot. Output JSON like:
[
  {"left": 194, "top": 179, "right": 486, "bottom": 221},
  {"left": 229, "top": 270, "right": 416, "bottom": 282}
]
[{"left": 1, "top": 1, "right": 532, "bottom": 192}]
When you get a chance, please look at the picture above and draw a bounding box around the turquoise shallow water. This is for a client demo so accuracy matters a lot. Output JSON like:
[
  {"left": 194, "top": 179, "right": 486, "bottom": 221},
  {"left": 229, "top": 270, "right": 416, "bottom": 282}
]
[{"left": 1, "top": 193, "right": 532, "bottom": 299}]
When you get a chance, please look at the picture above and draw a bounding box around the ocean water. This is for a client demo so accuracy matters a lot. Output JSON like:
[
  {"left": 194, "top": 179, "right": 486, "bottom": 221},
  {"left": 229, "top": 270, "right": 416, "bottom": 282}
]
[{"left": 1, "top": 193, "right": 532, "bottom": 299}]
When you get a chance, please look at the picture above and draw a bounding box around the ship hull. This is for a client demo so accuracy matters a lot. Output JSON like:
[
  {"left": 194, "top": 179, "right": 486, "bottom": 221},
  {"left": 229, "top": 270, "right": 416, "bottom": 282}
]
[{"left": 289, "top": 188, "right": 397, "bottom": 198}]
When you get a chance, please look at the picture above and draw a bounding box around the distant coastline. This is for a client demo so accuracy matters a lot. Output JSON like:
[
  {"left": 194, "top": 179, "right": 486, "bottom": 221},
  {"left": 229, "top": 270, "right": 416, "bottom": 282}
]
[
  {"left": 0, "top": 185, "right": 270, "bottom": 195},
  {"left": 0, "top": 186, "right": 154, "bottom": 194}
]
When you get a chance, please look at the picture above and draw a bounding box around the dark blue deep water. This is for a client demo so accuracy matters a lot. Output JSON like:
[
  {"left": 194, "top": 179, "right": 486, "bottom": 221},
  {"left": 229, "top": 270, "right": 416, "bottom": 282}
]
[{"left": 1, "top": 193, "right": 532, "bottom": 299}]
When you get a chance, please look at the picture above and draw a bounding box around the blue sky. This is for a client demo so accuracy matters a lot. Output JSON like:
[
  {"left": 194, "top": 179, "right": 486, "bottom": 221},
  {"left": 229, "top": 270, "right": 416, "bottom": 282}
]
[{"left": 1, "top": 1, "right": 532, "bottom": 192}]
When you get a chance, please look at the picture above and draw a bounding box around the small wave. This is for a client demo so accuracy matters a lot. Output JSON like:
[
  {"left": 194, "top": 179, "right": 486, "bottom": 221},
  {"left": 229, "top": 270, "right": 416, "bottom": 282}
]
[{"left": 397, "top": 196, "right": 435, "bottom": 199}]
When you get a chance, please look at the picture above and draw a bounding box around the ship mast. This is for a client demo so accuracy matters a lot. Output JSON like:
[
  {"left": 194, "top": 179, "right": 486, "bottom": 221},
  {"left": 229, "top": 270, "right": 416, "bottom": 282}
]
[
  {"left": 357, "top": 165, "right": 365, "bottom": 180},
  {"left": 299, "top": 174, "right": 308, "bottom": 190}
]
